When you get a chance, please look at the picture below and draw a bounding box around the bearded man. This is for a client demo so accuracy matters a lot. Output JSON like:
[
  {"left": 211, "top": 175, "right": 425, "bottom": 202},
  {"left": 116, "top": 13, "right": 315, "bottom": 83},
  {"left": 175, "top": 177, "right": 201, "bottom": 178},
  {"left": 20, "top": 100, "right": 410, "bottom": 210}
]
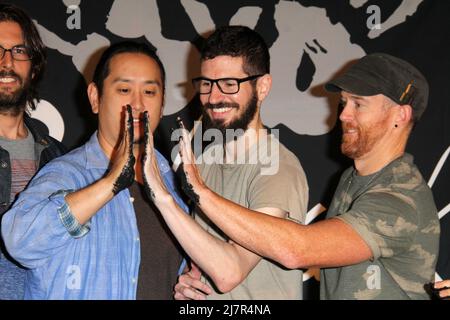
[
  {"left": 141, "top": 25, "right": 309, "bottom": 300},
  {"left": 0, "top": 4, "right": 66, "bottom": 300},
  {"left": 157, "top": 52, "right": 439, "bottom": 300}
]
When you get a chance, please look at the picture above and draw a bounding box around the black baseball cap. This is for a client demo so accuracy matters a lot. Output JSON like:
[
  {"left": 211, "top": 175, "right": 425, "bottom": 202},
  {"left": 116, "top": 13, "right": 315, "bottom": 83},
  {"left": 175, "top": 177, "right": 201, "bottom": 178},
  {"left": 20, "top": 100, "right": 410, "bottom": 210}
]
[{"left": 325, "top": 53, "right": 429, "bottom": 121}]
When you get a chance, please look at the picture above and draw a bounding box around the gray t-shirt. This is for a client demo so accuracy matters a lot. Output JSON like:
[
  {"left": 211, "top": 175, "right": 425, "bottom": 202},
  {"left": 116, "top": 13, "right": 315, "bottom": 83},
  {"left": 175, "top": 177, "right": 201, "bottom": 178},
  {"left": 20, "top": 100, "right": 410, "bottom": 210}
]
[
  {"left": 0, "top": 130, "right": 36, "bottom": 300},
  {"left": 321, "top": 153, "right": 440, "bottom": 300},
  {"left": 0, "top": 131, "right": 37, "bottom": 203},
  {"left": 195, "top": 134, "right": 308, "bottom": 300}
]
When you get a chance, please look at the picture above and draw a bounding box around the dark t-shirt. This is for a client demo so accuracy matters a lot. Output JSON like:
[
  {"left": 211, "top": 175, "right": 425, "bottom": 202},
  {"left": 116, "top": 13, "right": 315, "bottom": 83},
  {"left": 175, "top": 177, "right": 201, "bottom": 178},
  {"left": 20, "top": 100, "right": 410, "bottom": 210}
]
[{"left": 129, "top": 181, "right": 183, "bottom": 300}]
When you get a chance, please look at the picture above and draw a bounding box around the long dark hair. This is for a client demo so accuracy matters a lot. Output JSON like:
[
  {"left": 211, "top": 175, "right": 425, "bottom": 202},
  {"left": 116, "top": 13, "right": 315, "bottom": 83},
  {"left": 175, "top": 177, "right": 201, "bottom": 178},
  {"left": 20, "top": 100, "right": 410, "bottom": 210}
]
[{"left": 0, "top": 3, "right": 46, "bottom": 110}]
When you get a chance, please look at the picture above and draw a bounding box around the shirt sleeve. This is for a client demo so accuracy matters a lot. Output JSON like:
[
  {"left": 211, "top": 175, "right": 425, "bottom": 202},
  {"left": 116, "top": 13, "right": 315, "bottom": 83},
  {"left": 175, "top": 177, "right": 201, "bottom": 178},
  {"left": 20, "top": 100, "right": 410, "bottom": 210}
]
[
  {"left": 1, "top": 160, "right": 90, "bottom": 269},
  {"left": 248, "top": 160, "right": 308, "bottom": 224},
  {"left": 335, "top": 191, "right": 419, "bottom": 260},
  {"left": 49, "top": 189, "right": 91, "bottom": 238}
]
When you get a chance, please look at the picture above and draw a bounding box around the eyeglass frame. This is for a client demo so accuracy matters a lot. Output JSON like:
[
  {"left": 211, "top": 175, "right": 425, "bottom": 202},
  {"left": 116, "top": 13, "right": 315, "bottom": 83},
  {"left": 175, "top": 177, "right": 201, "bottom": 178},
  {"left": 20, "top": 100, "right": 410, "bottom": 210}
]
[
  {"left": 0, "top": 44, "right": 32, "bottom": 61},
  {"left": 192, "top": 74, "right": 264, "bottom": 95}
]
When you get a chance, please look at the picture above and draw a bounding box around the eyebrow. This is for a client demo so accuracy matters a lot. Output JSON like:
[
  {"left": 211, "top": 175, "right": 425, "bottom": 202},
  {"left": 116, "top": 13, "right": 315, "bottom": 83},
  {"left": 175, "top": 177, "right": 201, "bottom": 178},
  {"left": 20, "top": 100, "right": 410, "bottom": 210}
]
[
  {"left": 0, "top": 43, "right": 27, "bottom": 48},
  {"left": 341, "top": 94, "right": 369, "bottom": 102},
  {"left": 112, "top": 78, "right": 161, "bottom": 86},
  {"left": 351, "top": 95, "right": 369, "bottom": 102}
]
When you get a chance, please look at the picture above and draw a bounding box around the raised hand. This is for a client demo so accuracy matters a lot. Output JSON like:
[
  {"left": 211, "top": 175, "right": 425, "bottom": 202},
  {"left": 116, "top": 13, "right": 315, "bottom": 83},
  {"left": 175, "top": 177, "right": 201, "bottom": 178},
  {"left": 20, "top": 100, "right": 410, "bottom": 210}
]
[
  {"left": 142, "top": 111, "right": 169, "bottom": 202},
  {"left": 174, "top": 262, "right": 212, "bottom": 300},
  {"left": 110, "top": 105, "right": 136, "bottom": 195},
  {"left": 177, "top": 117, "right": 205, "bottom": 206}
]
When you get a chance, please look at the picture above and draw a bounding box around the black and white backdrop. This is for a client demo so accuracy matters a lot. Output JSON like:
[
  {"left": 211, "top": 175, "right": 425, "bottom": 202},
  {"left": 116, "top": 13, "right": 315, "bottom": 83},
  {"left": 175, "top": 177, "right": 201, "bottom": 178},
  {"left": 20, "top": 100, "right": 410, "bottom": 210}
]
[{"left": 6, "top": 0, "right": 450, "bottom": 299}]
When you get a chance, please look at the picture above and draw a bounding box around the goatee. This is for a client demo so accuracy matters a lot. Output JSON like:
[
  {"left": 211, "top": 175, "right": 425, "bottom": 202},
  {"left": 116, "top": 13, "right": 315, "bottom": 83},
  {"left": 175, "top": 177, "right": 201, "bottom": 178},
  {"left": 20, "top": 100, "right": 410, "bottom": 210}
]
[
  {"left": 0, "top": 70, "right": 29, "bottom": 116},
  {"left": 341, "top": 120, "right": 386, "bottom": 159}
]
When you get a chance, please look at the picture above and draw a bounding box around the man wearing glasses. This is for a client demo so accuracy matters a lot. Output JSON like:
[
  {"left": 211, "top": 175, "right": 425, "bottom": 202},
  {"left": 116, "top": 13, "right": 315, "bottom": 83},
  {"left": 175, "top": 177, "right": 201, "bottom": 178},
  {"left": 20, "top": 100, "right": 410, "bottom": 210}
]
[
  {"left": 0, "top": 4, "right": 66, "bottom": 299},
  {"left": 141, "top": 25, "right": 308, "bottom": 299}
]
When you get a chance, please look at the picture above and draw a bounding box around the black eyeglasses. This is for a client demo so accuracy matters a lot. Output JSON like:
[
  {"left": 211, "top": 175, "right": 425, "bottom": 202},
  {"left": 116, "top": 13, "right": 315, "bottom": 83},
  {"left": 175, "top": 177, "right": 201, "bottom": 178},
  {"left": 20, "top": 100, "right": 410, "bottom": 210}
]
[
  {"left": 192, "top": 74, "right": 263, "bottom": 94},
  {"left": 0, "top": 45, "right": 32, "bottom": 61}
]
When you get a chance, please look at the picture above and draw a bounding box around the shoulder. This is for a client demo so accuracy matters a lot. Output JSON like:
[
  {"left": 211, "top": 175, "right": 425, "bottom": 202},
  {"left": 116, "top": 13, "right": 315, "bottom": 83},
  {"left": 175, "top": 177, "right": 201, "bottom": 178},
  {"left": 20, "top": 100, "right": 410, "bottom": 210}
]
[
  {"left": 25, "top": 115, "right": 67, "bottom": 155},
  {"left": 44, "top": 135, "right": 67, "bottom": 155},
  {"left": 38, "top": 143, "right": 88, "bottom": 176},
  {"left": 272, "top": 137, "right": 307, "bottom": 181}
]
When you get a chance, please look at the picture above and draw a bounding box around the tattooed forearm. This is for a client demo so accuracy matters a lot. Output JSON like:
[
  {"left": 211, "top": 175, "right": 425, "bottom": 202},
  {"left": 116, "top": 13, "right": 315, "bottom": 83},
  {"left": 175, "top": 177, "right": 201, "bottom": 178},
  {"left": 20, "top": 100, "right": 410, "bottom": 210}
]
[{"left": 112, "top": 105, "right": 136, "bottom": 195}]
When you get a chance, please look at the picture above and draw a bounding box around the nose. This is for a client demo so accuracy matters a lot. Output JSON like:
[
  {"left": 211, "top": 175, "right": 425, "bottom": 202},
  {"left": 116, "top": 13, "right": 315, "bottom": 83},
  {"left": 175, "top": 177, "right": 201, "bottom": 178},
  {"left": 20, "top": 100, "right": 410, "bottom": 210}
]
[
  {"left": 130, "top": 92, "right": 145, "bottom": 114},
  {"left": 208, "top": 82, "right": 225, "bottom": 105},
  {"left": 339, "top": 103, "right": 353, "bottom": 123}
]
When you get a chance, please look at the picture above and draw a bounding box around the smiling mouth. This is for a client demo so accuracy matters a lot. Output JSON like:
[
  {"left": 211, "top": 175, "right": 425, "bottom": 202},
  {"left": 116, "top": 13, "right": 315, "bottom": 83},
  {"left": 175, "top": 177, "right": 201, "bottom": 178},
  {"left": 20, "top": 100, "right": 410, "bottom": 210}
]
[
  {"left": 133, "top": 118, "right": 141, "bottom": 124},
  {"left": 211, "top": 107, "right": 233, "bottom": 114},
  {"left": 0, "top": 77, "right": 17, "bottom": 84}
]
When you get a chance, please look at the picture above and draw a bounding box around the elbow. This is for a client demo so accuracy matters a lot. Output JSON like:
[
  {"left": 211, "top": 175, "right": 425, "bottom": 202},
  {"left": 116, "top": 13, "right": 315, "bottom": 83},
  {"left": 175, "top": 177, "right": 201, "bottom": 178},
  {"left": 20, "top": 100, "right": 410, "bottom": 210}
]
[
  {"left": 2, "top": 220, "right": 33, "bottom": 269},
  {"left": 277, "top": 247, "right": 309, "bottom": 270},
  {"left": 211, "top": 265, "right": 244, "bottom": 294},
  {"left": 2, "top": 234, "right": 26, "bottom": 267},
  {"left": 214, "top": 274, "right": 242, "bottom": 294}
]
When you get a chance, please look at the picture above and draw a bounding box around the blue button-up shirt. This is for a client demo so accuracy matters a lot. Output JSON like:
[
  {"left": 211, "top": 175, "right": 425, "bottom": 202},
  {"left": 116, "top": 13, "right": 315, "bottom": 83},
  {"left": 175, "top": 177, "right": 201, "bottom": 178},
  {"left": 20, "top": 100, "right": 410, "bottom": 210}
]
[{"left": 1, "top": 133, "right": 188, "bottom": 299}]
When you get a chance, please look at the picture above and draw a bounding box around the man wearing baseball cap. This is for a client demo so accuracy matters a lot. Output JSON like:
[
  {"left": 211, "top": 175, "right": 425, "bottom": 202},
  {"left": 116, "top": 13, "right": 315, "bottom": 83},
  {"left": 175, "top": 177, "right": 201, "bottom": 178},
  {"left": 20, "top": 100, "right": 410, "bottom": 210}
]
[
  {"left": 173, "top": 52, "right": 440, "bottom": 299},
  {"left": 319, "top": 52, "right": 439, "bottom": 299}
]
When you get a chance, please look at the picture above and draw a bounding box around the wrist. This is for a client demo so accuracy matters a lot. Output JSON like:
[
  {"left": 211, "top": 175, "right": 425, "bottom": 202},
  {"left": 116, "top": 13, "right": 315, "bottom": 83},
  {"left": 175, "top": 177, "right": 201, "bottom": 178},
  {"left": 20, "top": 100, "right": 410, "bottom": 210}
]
[
  {"left": 102, "top": 175, "right": 119, "bottom": 196},
  {"left": 153, "top": 191, "right": 175, "bottom": 207}
]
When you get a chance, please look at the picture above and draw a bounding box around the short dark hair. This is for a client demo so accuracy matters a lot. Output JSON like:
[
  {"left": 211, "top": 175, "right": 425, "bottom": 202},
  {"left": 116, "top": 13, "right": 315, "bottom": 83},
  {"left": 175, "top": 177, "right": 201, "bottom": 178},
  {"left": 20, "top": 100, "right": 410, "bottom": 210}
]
[
  {"left": 92, "top": 41, "right": 166, "bottom": 97},
  {"left": 0, "top": 3, "right": 46, "bottom": 110},
  {"left": 201, "top": 25, "right": 270, "bottom": 76}
]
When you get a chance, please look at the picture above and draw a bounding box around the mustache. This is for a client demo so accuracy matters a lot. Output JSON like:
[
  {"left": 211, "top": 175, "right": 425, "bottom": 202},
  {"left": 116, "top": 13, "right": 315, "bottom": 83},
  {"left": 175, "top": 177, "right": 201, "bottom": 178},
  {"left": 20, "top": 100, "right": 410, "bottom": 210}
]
[
  {"left": 342, "top": 123, "right": 358, "bottom": 131},
  {"left": 204, "top": 102, "right": 239, "bottom": 110}
]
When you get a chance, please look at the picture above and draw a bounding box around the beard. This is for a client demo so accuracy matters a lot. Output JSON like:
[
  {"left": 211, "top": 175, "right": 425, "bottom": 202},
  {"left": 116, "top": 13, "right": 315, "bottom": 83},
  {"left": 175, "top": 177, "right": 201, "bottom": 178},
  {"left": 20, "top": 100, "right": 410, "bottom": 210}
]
[
  {"left": 202, "top": 91, "right": 258, "bottom": 143},
  {"left": 0, "top": 70, "right": 30, "bottom": 116},
  {"left": 341, "top": 120, "right": 387, "bottom": 159}
]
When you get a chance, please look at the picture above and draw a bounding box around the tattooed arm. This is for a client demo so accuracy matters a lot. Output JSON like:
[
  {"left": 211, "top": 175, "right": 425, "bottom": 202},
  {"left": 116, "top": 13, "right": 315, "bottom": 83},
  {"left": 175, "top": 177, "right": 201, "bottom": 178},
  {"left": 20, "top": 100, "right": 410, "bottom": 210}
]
[{"left": 65, "top": 105, "right": 136, "bottom": 225}]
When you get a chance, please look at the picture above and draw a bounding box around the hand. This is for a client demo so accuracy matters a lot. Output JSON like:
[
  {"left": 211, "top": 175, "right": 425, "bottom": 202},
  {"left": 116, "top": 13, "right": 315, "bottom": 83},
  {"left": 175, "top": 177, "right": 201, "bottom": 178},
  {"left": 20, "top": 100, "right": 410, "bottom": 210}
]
[
  {"left": 142, "top": 111, "right": 170, "bottom": 202},
  {"left": 109, "top": 105, "right": 136, "bottom": 195},
  {"left": 174, "top": 262, "right": 213, "bottom": 300},
  {"left": 433, "top": 280, "right": 450, "bottom": 299},
  {"left": 177, "top": 117, "right": 206, "bottom": 206}
]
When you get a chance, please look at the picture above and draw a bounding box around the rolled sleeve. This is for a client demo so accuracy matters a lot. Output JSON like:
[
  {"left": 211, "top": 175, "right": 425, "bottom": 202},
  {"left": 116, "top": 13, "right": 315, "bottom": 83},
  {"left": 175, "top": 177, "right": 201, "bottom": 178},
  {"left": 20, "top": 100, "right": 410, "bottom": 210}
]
[
  {"left": 49, "top": 189, "right": 91, "bottom": 238},
  {"left": 335, "top": 191, "right": 418, "bottom": 261},
  {"left": 335, "top": 214, "right": 382, "bottom": 260}
]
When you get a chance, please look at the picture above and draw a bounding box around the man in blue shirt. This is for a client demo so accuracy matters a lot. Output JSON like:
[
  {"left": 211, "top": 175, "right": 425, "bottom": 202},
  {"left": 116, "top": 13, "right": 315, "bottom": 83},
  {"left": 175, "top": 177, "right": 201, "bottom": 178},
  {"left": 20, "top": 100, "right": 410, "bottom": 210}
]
[{"left": 1, "top": 41, "right": 188, "bottom": 299}]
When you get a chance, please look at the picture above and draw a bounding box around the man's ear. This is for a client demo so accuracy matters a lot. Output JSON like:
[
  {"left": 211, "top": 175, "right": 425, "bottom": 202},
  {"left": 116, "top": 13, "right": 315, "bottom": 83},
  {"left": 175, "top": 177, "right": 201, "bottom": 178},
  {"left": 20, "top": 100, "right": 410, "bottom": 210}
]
[
  {"left": 396, "top": 104, "right": 413, "bottom": 126},
  {"left": 88, "top": 83, "right": 100, "bottom": 114},
  {"left": 256, "top": 74, "right": 272, "bottom": 102}
]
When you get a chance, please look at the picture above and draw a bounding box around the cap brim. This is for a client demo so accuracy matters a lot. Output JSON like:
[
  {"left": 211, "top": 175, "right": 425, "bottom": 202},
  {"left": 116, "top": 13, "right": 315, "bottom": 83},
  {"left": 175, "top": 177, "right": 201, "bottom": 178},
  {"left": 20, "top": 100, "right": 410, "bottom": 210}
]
[{"left": 325, "top": 74, "right": 380, "bottom": 96}]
